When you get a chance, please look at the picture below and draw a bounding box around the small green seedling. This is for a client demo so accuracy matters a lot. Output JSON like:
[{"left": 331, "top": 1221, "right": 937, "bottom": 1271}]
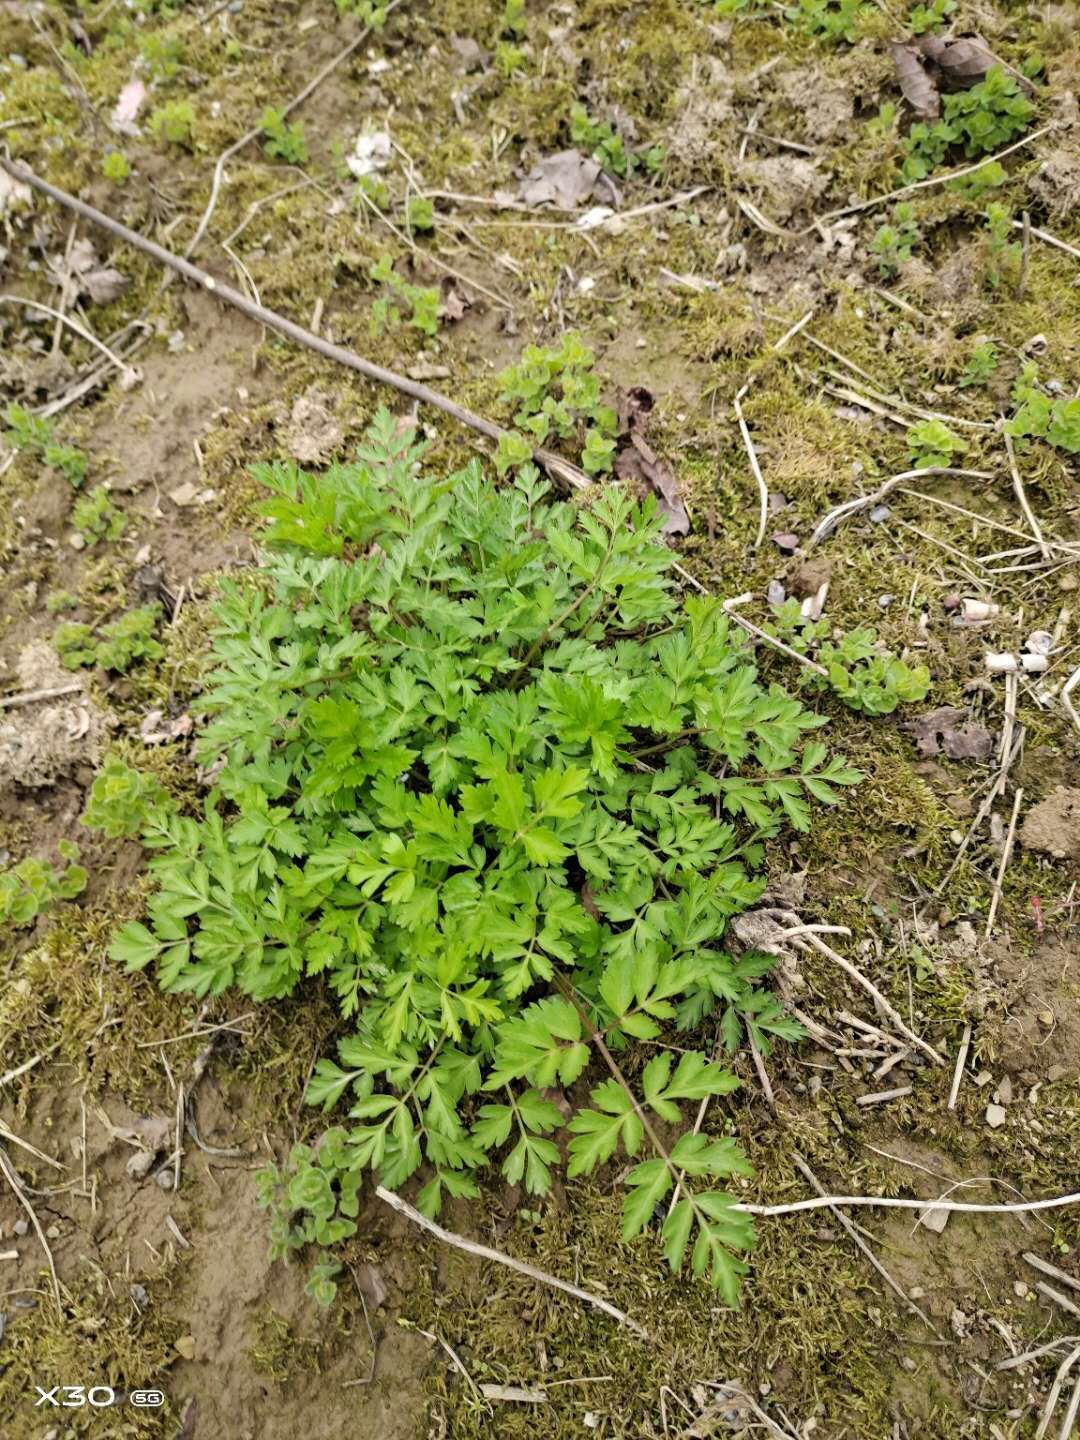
[
  {"left": 1007, "top": 364, "right": 1080, "bottom": 454},
  {"left": 368, "top": 255, "right": 440, "bottom": 337},
  {"left": 0, "top": 841, "right": 87, "bottom": 928},
  {"left": 907, "top": 0, "right": 954, "bottom": 33},
  {"left": 958, "top": 341, "right": 998, "bottom": 389},
  {"left": 102, "top": 151, "right": 131, "bottom": 184},
  {"left": 983, "top": 202, "right": 1021, "bottom": 290},
  {"left": 4, "top": 404, "right": 88, "bottom": 486},
  {"left": 903, "top": 67, "right": 1034, "bottom": 182},
  {"left": 261, "top": 107, "right": 308, "bottom": 165},
  {"left": 785, "top": 0, "right": 872, "bottom": 44},
  {"left": 404, "top": 196, "right": 435, "bottom": 233},
  {"left": 907, "top": 419, "right": 968, "bottom": 469},
  {"left": 497, "top": 331, "right": 617, "bottom": 472},
  {"left": 870, "top": 202, "right": 920, "bottom": 278},
  {"left": 149, "top": 100, "right": 195, "bottom": 147},
  {"left": 55, "top": 604, "right": 164, "bottom": 672},
  {"left": 72, "top": 486, "right": 127, "bottom": 546}
]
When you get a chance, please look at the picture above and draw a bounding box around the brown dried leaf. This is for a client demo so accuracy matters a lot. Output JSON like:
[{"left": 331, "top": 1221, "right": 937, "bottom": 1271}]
[
  {"left": 615, "top": 384, "right": 654, "bottom": 434},
  {"left": 916, "top": 34, "right": 1034, "bottom": 94},
  {"left": 889, "top": 40, "right": 940, "bottom": 120},
  {"left": 352, "top": 1262, "right": 388, "bottom": 1310},
  {"left": 81, "top": 267, "right": 129, "bottom": 305},
  {"left": 518, "top": 150, "right": 602, "bottom": 209},
  {"left": 440, "top": 278, "right": 470, "bottom": 322},
  {"left": 614, "top": 433, "right": 689, "bottom": 536},
  {"left": 906, "top": 706, "right": 994, "bottom": 760}
]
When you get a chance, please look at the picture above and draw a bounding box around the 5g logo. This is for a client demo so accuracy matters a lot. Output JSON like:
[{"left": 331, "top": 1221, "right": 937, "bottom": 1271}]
[{"left": 35, "top": 1386, "right": 117, "bottom": 1407}]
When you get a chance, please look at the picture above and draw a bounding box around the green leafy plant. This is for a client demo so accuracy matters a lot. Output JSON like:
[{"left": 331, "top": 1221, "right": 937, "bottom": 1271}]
[
  {"left": 907, "top": 418, "right": 967, "bottom": 469},
  {"left": 769, "top": 601, "right": 931, "bottom": 715},
  {"left": 496, "top": 331, "right": 617, "bottom": 474},
  {"left": 982, "top": 202, "right": 1021, "bottom": 289},
  {"left": 947, "top": 158, "right": 1007, "bottom": 200},
  {"left": 149, "top": 99, "right": 195, "bottom": 147},
  {"left": 494, "top": 41, "right": 528, "bottom": 77},
  {"left": 140, "top": 31, "right": 184, "bottom": 80},
  {"left": 256, "top": 1131, "right": 360, "bottom": 1304},
  {"left": 902, "top": 67, "right": 1035, "bottom": 183},
  {"left": 45, "top": 589, "right": 78, "bottom": 614},
  {"left": 907, "top": 0, "right": 954, "bottom": 33},
  {"left": 368, "top": 255, "right": 440, "bottom": 338},
  {"left": 72, "top": 485, "right": 127, "bottom": 546},
  {"left": 570, "top": 102, "right": 630, "bottom": 177},
  {"left": 958, "top": 341, "right": 998, "bottom": 389},
  {"left": 55, "top": 604, "right": 163, "bottom": 673},
  {"left": 83, "top": 756, "right": 171, "bottom": 837},
  {"left": 501, "top": 0, "right": 527, "bottom": 37},
  {"left": 3, "top": 404, "right": 88, "bottom": 486},
  {"left": 1006, "top": 364, "right": 1080, "bottom": 454},
  {"left": 869, "top": 202, "right": 919, "bottom": 278},
  {"left": 0, "top": 841, "right": 87, "bottom": 928},
  {"left": 333, "top": 0, "right": 388, "bottom": 19},
  {"left": 102, "top": 151, "right": 131, "bottom": 184},
  {"left": 404, "top": 195, "right": 434, "bottom": 233},
  {"left": 785, "top": 0, "right": 872, "bottom": 44},
  {"left": 261, "top": 107, "right": 308, "bottom": 165},
  {"left": 86, "top": 411, "right": 885, "bottom": 1302}
]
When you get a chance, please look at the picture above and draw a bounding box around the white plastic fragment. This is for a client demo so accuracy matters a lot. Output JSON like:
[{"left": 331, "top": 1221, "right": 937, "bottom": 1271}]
[
  {"left": 346, "top": 130, "right": 392, "bottom": 179},
  {"left": 960, "top": 598, "right": 999, "bottom": 622},
  {"left": 1025, "top": 629, "right": 1054, "bottom": 656},
  {"left": 800, "top": 581, "right": 829, "bottom": 622},
  {"left": 985, "top": 652, "right": 1049, "bottom": 673}
]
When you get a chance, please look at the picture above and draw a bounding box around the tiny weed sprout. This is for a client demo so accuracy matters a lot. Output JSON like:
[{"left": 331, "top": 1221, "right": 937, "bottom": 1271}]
[
  {"left": 368, "top": 255, "right": 440, "bottom": 338},
  {"left": 261, "top": 107, "right": 308, "bottom": 165},
  {"left": 959, "top": 341, "right": 998, "bottom": 389},
  {"left": 869, "top": 203, "right": 920, "bottom": 278},
  {"left": 102, "top": 151, "right": 131, "bottom": 184},
  {"left": 785, "top": 0, "right": 872, "bottom": 45},
  {"left": 72, "top": 486, "right": 127, "bottom": 546},
  {"left": 56, "top": 603, "right": 163, "bottom": 672},
  {"left": 907, "top": 0, "right": 954, "bottom": 33},
  {"left": 333, "top": 0, "right": 388, "bottom": 20},
  {"left": 404, "top": 195, "right": 435, "bottom": 233},
  {"left": 907, "top": 418, "right": 968, "bottom": 469},
  {"left": 45, "top": 589, "right": 79, "bottom": 614},
  {"left": 501, "top": 0, "right": 527, "bottom": 38},
  {"left": 0, "top": 841, "right": 86, "bottom": 928},
  {"left": 1007, "top": 364, "right": 1080, "bottom": 455},
  {"left": 982, "top": 202, "right": 1022, "bottom": 290},
  {"left": 569, "top": 104, "right": 665, "bottom": 180},
  {"left": 497, "top": 331, "right": 618, "bottom": 474},
  {"left": 149, "top": 99, "right": 195, "bottom": 147},
  {"left": 79, "top": 411, "right": 921, "bottom": 1306},
  {"left": 947, "top": 158, "right": 1007, "bottom": 201},
  {"left": 494, "top": 41, "right": 528, "bottom": 78},
  {"left": 3, "top": 404, "right": 88, "bottom": 486}
]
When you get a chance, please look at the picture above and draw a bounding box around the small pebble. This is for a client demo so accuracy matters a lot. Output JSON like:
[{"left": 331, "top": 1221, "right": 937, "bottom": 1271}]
[
  {"left": 13, "top": 1218, "right": 28, "bottom": 1236},
  {"left": 130, "top": 1283, "right": 150, "bottom": 1309},
  {"left": 155, "top": 1170, "right": 174, "bottom": 1190},
  {"left": 877, "top": 593, "right": 894, "bottom": 609},
  {"left": 985, "top": 1103, "right": 1007, "bottom": 1128},
  {"left": 997, "top": 1075, "right": 1013, "bottom": 1105},
  {"left": 1013, "top": 1280, "right": 1029, "bottom": 1298},
  {"left": 869, "top": 504, "right": 891, "bottom": 523},
  {"left": 901, "top": 1357, "right": 916, "bottom": 1372},
  {"left": 68, "top": 532, "right": 86, "bottom": 550},
  {"left": 766, "top": 579, "right": 786, "bottom": 605}
]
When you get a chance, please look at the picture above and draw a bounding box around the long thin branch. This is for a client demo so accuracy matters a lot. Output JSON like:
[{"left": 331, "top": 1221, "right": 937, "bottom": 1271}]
[
  {"left": 807, "top": 467, "right": 996, "bottom": 548},
  {"left": 374, "top": 1185, "right": 648, "bottom": 1337},
  {"left": 1002, "top": 425, "right": 1051, "bottom": 560},
  {"left": 0, "top": 156, "right": 589, "bottom": 492},
  {"left": 733, "top": 387, "right": 768, "bottom": 550},
  {"left": 738, "top": 1190, "right": 1080, "bottom": 1217},
  {"left": 0, "top": 1143, "right": 62, "bottom": 1308}
]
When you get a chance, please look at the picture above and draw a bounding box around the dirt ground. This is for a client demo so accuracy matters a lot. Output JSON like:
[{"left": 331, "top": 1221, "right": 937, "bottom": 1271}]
[{"left": 1, "top": 0, "right": 1079, "bottom": 1436}]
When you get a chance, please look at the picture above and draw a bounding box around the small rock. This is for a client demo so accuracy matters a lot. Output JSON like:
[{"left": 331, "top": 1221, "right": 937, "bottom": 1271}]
[
  {"left": 1048, "top": 1064, "right": 1068, "bottom": 1082},
  {"left": 877, "top": 593, "right": 894, "bottom": 609},
  {"left": 997, "top": 1075, "right": 1013, "bottom": 1105},
  {"left": 974, "top": 1070, "right": 994, "bottom": 1088},
  {"left": 134, "top": 544, "right": 152, "bottom": 565},
  {"left": 869, "top": 504, "right": 891, "bottom": 523},
  {"left": 1059, "top": 571, "right": 1077, "bottom": 592},
  {"left": 126, "top": 1149, "right": 156, "bottom": 1180},
  {"left": 772, "top": 531, "right": 800, "bottom": 554},
  {"left": 1037, "top": 1009, "right": 1055, "bottom": 1029},
  {"left": 174, "top": 1334, "right": 196, "bottom": 1360},
  {"left": 918, "top": 1204, "right": 949, "bottom": 1234},
  {"left": 169, "top": 482, "right": 199, "bottom": 508},
  {"left": 985, "top": 1103, "right": 1007, "bottom": 1128},
  {"left": 766, "top": 579, "right": 786, "bottom": 605},
  {"left": 1013, "top": 1280, "right": 1029, "bottom": 1298},
  {"left": 155, "top": 1170, "right": 174, "bottom": 1191},
  {"left": 130, "top": 1283, "right": 150, "bottom": 1309},
  {"left": 68, "top": 532, "right": 86, "bottom": 550},
  {"left": 901, "top": 1357, "right": 916, "bottom": 1372},
  {"left": 13, "top": 1218, "right": 28, "bottom": 1236},
  {"left": 45, "top": 1224, "right": 61, "bottom": 1239}
]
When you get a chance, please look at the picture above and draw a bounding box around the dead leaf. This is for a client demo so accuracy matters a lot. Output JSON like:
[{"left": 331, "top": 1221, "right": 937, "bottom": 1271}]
[
  {"left": 440, "top": 278, "right": 470, "bottom": 322},
  {"left": 81, "top": 267, "right": 129, "bottom": 305},
  {"left": 352, "top": 1262, "right": 388, "bottom": 1310},
  {"left": 69, "top": 238, "right": 98, "bottom": 274},
  {"left": 917, "top": 34, "right": 997, "bottom": 86},
  {"left": 169, "top": 481, "right": 199, "bottom": 508},
  {"left": 450, "top": 35, "right": 487, "bottom": 72},
  {"left": 140, "top": 709, "right": 193, "bottom": 745},
  {"left": 616, "top": 384, "right": 654, "bottom": 434},
  {"left": 906, "top": 706, "right": 994, "bottom": 760},
  {"left": 614, "top": 433, "right": 689, "bottom": 536},
  {"left": 518, "top": 150, "right": 602, "bottom": 209},
  {"left": 111, "top": 79, "right": 147, "bottom": 135},
  {"left": 888, "top": 40, "right": 939, "bottom": 119}
]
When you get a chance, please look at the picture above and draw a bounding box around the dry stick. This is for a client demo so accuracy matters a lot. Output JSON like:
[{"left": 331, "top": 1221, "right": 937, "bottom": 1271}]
[
  {"left": 184, "top": 0, "right": 403, "bottom": 259},
  {"left": 1035, "top": 1347, "right": 1080, "bottom": 1440},
  {"left": 0, "top": 1144, "right": 62, "bottom": 1308},
  {"left": 746, "top": 1027, "right": 775, "bottom": 1108},
  {"left": 1011, "top": 219, "right": 1080, "bottom": 264},
  {"left": 1038, "top": 1283, "right": 1080, "bottom": 1322},
  {"left": 0, "top": 682, "right": 82, "bottom": 710},
  {"left": 807, "top": 467, "right": 996, "bottom": 548},
  {"left": 985, "top": 786, "right": 1023, "bottom": 939},
  {"left": 784, "top": 927, "right": 944, "bottom": 1066},
  {"left": 947, "top": 1022, "right": 972, "bottom": 1111},
  {"left": 1063, "top": 666, "right": 1080, "bottom": 736},
  {"left": 1002, "top": 426, "right": 1051, "bottom": 561},
  {"left": 791, "top": 1154, "right": 938, "bottom": 1331},
  {"left": 1023, "top": 1253, "right": 1080, "bottom": 1296},
  {"left": 740, "top": 1191, "right": 1080, "bottom": 1218},
  {"left": 0, "top": 294, "right": 137, "bottom": 382},
  {"left": 0, "top": 157, "right": 590, "bottom": 493},
  {"left": 733, "top": 386, "right": 768, "bottom": 549},
  {"left": 935, "top": 728, "right": 1024, "bottom": 894},
  {"left": 0, "top": 1046, "right": 60, "bottom": 1085},
  {"left": 771, "top": 308, "right": 814, "bottom": 352},
  {"left": 802, "top": 124, "right": 1056, "bottom": 232},
  {"left": 374, "top": 1185, "right": 648, "bottom": 1338},
  {"left": 1058, "top": 1374, "right": 1080, "bottom": 1440},
  {"left": 720, "top": 593, "right": 829, "bottom": 676}
]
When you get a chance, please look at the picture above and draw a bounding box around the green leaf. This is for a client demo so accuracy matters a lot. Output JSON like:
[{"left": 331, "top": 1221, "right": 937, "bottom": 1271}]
[{"left": 621, "top": 1157, "right": 672, "bottom": 1239}]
